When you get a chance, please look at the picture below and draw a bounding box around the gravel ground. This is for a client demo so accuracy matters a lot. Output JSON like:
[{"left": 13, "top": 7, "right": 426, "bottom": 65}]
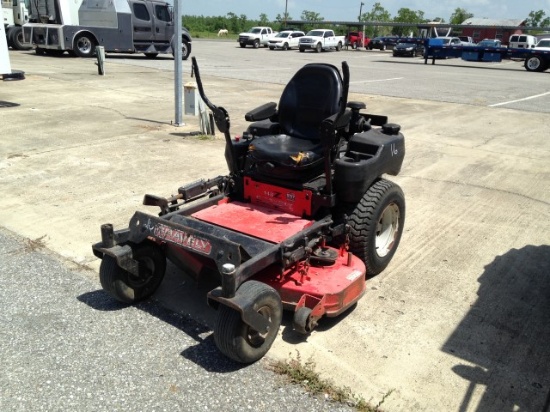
[{"left": 0, "top": 227, "right": 355, "bottom": 412}]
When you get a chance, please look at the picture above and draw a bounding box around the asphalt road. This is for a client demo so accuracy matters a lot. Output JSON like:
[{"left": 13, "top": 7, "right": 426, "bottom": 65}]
[
  {"left": 0, "top": 227, "right": 354, "bottom": 412},
  {"left": 112, "top": 39, "right": 550, "bottom": 113}
]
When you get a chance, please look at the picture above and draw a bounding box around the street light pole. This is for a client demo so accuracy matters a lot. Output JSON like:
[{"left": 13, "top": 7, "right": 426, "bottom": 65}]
[
  {"left": 358, "top": 2, "right": 364, "bottom": 21},
  {"left": 284, "top": 0, "right": 288, "bottom": 27}
]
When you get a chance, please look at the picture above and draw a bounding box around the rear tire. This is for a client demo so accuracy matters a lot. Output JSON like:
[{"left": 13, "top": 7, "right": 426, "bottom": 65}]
[
  {"left": 347, "top": 179, "right": 405, "bottom": 276},
  {"left": 10, "top": 27, "right": 31, "bottom": 50},
  {"left": 73, "top": 33, "right": 96, "bottom": 57},
  {"left": 524, "top": 56, "right": 547, "bottom": 72},
  {"left": 214, "top": 281, "right": 282, "bottom": 363},
  {"left": 6, "top": 27, "right": 14, "bottom": 48},
  {"left": 99, "top": 241, "right": 166, "bottom": 304},
  {"left": 181, "top": 40, "right": 191, "bottom": 60}
]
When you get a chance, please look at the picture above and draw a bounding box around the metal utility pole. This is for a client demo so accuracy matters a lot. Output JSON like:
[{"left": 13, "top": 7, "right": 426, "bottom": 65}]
[
  {"left": 284, "top": 0, "right": 288, "bottom": 27},
  {"left": 359, "top": 2, "right": 366, "bottom": 47},
  {"left": 173, "top": 0, "right": 184, "bottom": 126}
]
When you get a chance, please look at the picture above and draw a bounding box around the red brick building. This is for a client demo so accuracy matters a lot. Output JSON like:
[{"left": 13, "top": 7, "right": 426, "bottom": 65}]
[{"left": 460, "top": 18, "right": 526, "bottom": 45}]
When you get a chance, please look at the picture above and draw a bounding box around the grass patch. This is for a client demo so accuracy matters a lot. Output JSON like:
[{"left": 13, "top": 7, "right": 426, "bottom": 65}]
[
  {"left": 24, "top": 235, "right": 48, "bottom": 252},
  {"left": 269, "top": 351, "right": 393, "bottom": 411}
]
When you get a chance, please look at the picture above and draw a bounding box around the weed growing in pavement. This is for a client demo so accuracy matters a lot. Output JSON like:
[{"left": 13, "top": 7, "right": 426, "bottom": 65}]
[
  {"left": 24, "top": 235, "right": 48, "bottom": 252},
  {"left": 269, "top": 351, "right": 393, "bottom": 411}
]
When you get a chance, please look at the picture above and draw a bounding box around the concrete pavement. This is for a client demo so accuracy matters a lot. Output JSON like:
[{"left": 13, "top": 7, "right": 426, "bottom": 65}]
[{"left": 1, "top": 48, "right": 549, "bottom": 411}]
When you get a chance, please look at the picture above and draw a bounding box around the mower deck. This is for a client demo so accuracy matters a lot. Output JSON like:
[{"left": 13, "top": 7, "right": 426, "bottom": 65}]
[
  {"left": 254, "top": 250, "right": 366, "bottom": 317},
  {"left": 193, "top": 199, "right": 366, "bottom": 318}
]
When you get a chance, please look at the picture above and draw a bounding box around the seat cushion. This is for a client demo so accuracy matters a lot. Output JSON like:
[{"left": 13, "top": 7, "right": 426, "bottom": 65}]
[{"left": 247, "top": 134, "right": 325, "bottom": 180}]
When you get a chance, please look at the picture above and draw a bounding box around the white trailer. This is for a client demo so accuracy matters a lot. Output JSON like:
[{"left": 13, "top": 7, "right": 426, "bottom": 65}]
[
  {"left": 22, "top": 0, "right": 192, "bottom": 58},
  {"left": 2, "top": 0, "right": 31, "bottom": 49}
]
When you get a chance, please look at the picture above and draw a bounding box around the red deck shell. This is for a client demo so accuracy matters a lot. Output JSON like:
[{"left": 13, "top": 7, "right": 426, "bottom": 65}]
[
  {"left": 192, "top": 200, "right": 366, "bottom": 316},
  {"left": 191, "top": 201, "right": 313, "bottom": 244}
]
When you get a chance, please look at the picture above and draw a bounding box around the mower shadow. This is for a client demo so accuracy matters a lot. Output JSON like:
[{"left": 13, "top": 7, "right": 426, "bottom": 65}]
[
  {"left": 79, "top": 261, "right": 362, "bottom": 371},
  {"left": 442, "top": 244, "right": 550, "bottom": 412},
  {"left": 77, "top": 264, "right": 246, "bottom": 373}
]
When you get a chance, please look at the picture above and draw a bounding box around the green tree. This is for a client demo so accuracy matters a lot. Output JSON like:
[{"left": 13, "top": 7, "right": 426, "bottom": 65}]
[
  {"left": 275, "top": 12, "right": 293, "bottom": 29},
  {"left": 301, "top": 10, "right": 324, "bottom": 22},
  {"left": 226, "top": 12, "right": 240, "bottom": 33},
  {"left": 392, "top": 8, "right": 425, "bottom": 36},
  {"left": 449, "top": 8, "right": 473, "bottom": 25},
  {"left": 258, "top": 13, "right": 269, "bottom": 26},
  {"left": 300, "top": 10, "right": 324, "bottom": 32},
  {"left": 360, "top": 2, "right": 391, "bottom": 37},
  {"left": 525, "top": 10, "right": 550, "bottom": 28},
  {"left": 239, "top": 14, "right": 248, "bottom": 32}
]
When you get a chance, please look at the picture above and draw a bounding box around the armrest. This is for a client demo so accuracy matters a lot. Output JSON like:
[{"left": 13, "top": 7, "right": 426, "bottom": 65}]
[
  {"left": 325, "top": 108, "right": 352, "bottom": 130},
  {"left": 245, "top": 102, "right": 277, "bottom": 122}
]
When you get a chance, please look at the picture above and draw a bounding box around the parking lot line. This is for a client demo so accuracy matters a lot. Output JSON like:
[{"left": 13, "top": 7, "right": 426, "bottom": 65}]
[
  {"left": 350, "top": 77, "right": 404, "bottom": 84},
  {"left": 490, "top": 91, "right": 550, "bottom": 107}
]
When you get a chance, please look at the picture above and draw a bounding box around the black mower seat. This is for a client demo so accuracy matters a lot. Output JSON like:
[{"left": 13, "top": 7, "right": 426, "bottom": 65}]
[{"left": 248, "top": 63, "right": 344, "bottom": 181}]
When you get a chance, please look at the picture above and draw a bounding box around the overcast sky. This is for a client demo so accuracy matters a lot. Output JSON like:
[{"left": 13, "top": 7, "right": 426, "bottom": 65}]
[{"left": 182, "top": 0, "right": 548, "bottom": 22}]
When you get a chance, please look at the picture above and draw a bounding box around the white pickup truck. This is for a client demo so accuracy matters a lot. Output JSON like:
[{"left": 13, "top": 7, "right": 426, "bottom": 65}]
[
  {"left": 298, "top": 29, "right": 345, "bottom": 53},
  {"left": 238, "top": 26, "right": 277, "bottom": 48}
]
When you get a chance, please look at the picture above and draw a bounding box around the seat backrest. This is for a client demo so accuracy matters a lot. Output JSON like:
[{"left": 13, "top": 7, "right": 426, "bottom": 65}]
[{"left": 278, "top": 64, "right": 343, "bottom": 141}]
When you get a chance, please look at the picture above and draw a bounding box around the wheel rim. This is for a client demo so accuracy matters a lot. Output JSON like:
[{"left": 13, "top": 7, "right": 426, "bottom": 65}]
[
  {"left": 77, "top": 37, "right": 92, "bottom": 54},
  {"left": 127, "top": 256, "right": 155, "bottom": 288},
  {"left": 376, "top": 202, "right": 400, "bottom": 257},
  {"left": 246, "top": 306, "right": 272, "bottom": 347},
  {"left": 527, "top": 57, "right": 541, "bottom": 71}
]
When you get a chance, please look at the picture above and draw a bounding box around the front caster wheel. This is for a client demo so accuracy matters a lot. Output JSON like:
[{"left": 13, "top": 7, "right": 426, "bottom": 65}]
[
  {"left": 99, "top": 241, "right": 166, "bottom": 304},
  {"left": 348, "top": 179, "right": 405, "bottom": 276},
  {"left": 293, "top": 307, "right": 317, "bottom": 334},
  {"left": 214, "top": 281, "right": 282, "bottom": 363}
]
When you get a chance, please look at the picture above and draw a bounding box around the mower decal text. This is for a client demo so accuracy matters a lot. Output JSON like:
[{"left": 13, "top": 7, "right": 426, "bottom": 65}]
[
  {"left": 263, "top": 190, "right": 281, "bottom": 199},
  {"left": 346, "top": 270, "right": 363, "bottom": 282},
  {"left": 152, "top": 223, "right": 212, "bottom": 255}
]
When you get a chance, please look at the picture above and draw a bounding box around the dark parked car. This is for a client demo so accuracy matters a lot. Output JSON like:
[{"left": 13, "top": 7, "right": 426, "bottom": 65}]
[
  {"left": 393, "top": 38, "right": 426, "bottom": 57},
  {"left": 477, "top": 39, "right": 503, "bottom": 48},
  {"left": 368, "top": 36, "right": 399, "bottom": 51}
]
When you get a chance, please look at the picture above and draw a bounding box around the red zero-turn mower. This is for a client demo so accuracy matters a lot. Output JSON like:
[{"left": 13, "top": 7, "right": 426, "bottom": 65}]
[{"left": 92, "top": 58, "right": 405, "bottom": 363}]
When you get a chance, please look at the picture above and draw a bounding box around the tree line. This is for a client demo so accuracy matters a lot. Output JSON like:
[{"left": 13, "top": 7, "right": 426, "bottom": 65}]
[{"left": 184, "top": 4, "right": 549, "bottom": 38}]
